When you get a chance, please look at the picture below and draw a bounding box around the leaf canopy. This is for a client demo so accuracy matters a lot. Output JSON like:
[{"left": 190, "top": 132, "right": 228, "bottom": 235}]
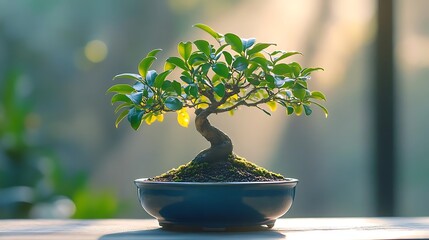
[{"left": 108, "top": 24, "right": 327, "bottom": 130}]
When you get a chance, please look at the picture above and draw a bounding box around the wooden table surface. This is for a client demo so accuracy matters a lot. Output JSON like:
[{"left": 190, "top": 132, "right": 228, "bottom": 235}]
[{"left": 1, "top": 218, "right": 429, "bottom": 240}]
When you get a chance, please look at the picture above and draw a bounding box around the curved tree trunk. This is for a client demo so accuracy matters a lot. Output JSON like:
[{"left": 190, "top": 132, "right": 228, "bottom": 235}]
[{"left": 193, "top": 109, "right": 233, "bottom": 163}]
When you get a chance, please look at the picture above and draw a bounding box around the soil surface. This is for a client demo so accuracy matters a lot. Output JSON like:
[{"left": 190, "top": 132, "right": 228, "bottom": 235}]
[{"left": 148, "top": 154, "right": 286, "bottom": 182}]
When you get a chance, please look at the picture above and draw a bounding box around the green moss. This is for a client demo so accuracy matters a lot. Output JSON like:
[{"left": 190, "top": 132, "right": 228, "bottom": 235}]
[
  {"left": 231, "top": 155, "right": 285, "bottom": 179},
  {"left": 148, "top": 154, "right": 286, "bottom": 182}
]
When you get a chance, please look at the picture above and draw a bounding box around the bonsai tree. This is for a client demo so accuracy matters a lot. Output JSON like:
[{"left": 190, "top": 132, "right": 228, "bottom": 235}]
[{"left": 108, "top": 24, "right": 327, "bottom": 181}]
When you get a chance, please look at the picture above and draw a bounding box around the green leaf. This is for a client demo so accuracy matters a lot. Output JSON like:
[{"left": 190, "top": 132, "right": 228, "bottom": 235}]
[
  {"left": 201, "top": 63, "right": 211, "bottom": 75},
  {"left": 265, "top": 75, "right": 276, "bottom": 89},
  {"left": 182, "top": 70, "right": 191, "bottom": 78},
  {"left": 146, "top": 97, "right": 154, "bottom": 107},
  {"left": 126, "top": 92, "right": 143, "bottom": 105},
  {"left": 147, "top": 49, "right": 162, "bottom": 58},
  {"left": 292, "top": 87, "right": 306, "bottom": 100},
  {"left": 172, "top": 81, "right": 182, "bottom": 95},
  {"left": 164, "top": 61, "right": 176, "bottom": 71},
  {"left": 212, "top": 63, "right": 230, "bottom": 78},
  {"left": 188, "top": 52, "right": 208, "bottom": 66},
  {"left": 193, "top": 40, "right": 211, "bottom": 57},
  {"left": 247, "top": 76, "right": 260, "bottom": 86},
  {"left": 106, "top": 84, "right": 135, "bottom": 94},
  {"left": 115, "top": 109, "right": 129, "bottom": 128},
  {"left": 114, "top": 102, "right": 131, "bottom": 114},
  {"left": 113, "top": 73, "right": 142, "bottom": 81},
  {"left": 310, "top": 101, "right": 329, "bottom": 118},
  {"left": 273, "top": 51, "right": 301, "bottom": 64},
  {"left": 271, "top": 50, "right": 283, "bottom": 56},
  {"left": 111, "top": 94, "right": 132, "bottom": 104},
  {"left": 178, "top": 42, "right": 192, "bottom": 61},
  {"left": 310, "top": 91, "right": 326, "bottom": 101},
  {"left": 193, "top": 23, "right": 223, "bottom": 40},
  {"left": 224, "top": 33, "right": 243, "bottom": 53},
  {"left": 180, "top": 75, "right": 193, "bottom": 84},
  {"left": 166, "top": 57, "right": 188, "bottom": 70},
  {"left": 303, "top": 104, "right": 312, "bottom": 116},
  {"left": 289, "top": 62, "right": 302, "bottom": 77},
  {"left": 127, "top": 107, "right": 144, "bottom": 130},
  {"left": 250, "top": 57, "right": 270, "bottom": 72},
  {"left": 211, "top": 74, "right": 221, "bottom": 84},
  {"left": 286, "top": 106, "right": 294, "bottom": 115},
  {"left": 161, "top": 80, "right": 172, "bottom": 91},
  {"left": 138, "top": 56, "right": 156, "bottom": 79},
  {"left": 301, "top": 67, "right": 324, "bottom": 76},
  {"left": 294, "top": 104, "right": 303, "bottom": 116},
  {"left": 185, "top": 84, "right": 199, "bottom": 98},
  {"left": 272, "top": 63, "right": 292, "bottom": 75},
  {"left": 244, "top": 64, "right": 258, "bottom": 77},
  {"left": 214, "top": 44, "right": 228, "bottom": 55},
  {"left": 232, "top": 56, "right": 248, "bottom": 71},
  {"left": 213, "top": 83, "right": 225, "bottom": 97},
  {"left": 296, "top": 80, "right": 308, "bottom": 88},
  {"left": 242, "top": 38, "right": 256, "bottom": 50},
  {"left": 145, "top": 70, "right": 158, "bottom": 86},
  {"left": 164, "top": 97, "right": 183, "bottom": 110},
  {"left": 247, "top": 43, "right": 276, "bottom": 56},
  {"left": 223, "top": 51, "right": 233, "bottom": 65},
  {"left": 154, "top": 70, "right": 172, "bottom": 88}
]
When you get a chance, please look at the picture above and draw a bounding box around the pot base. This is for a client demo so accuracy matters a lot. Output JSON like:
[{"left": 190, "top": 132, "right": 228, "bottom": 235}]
[{"left": 159, "top": 220, "right": 276, "bottom": 231}]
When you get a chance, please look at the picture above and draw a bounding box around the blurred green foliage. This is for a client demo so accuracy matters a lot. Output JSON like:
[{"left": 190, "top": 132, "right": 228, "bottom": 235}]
[{"left": 0, "top": 71, "right": 119, "bottom": 218}]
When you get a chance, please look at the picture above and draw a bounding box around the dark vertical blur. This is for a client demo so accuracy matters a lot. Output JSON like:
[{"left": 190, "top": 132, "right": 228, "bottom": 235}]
[{"left": 374, "top": 0, "right": 396, "bottom": 216}]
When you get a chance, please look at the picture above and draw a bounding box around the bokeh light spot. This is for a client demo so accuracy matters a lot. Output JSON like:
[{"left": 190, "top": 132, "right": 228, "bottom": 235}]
[{"left": 84, "top": 40, "right": 108, "bottom": 63}]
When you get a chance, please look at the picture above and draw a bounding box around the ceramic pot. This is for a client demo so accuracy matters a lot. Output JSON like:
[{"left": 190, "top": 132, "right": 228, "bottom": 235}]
[{"left": 134, "top": 178, "right": 298, "bottom": 230}]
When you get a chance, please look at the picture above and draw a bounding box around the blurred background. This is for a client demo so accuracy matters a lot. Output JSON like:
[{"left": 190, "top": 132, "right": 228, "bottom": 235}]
[{"left": 0, "top": 0, "right": 428, "bottom": 219}]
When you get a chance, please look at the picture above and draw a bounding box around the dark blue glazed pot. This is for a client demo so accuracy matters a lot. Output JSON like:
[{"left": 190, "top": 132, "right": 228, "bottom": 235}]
[{"left": 134, "top": 178, "right": 298, "bottom": 230}]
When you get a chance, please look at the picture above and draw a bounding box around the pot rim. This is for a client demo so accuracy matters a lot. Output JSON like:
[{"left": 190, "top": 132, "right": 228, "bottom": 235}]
[{"left": 134, "top": 177, "right": 298, "bottom": 186}]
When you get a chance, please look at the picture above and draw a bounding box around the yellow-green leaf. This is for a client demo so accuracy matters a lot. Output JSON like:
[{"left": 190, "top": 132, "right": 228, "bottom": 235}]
[
  {"left": 177, "top": 108, "right": 190, "bottom": 128},
  {"left": 106, "top": 84, "right": 135, "bottom": 94},
  {"left": 145, "top": 114, "right": 157, "bottom": 125},
  {"left": 157, "top": 114, "right": 164, "bottom": 122},
  {"left": 273, "top": 51, "right": 301, "bottom": 64},
  {"left": 193, "top": 23, "right": 223, "bottom": 41},
  {"left": 311, "top": 91, "right": 327, "bottom": 101},
  {"left": 310, "top": 101, "right": 329, "bottom": 118},
  {"left": 178, "top": 42, "right": 192, "bottom": 61},
  {"left": 138, "top": 56, "right": 156, "bottom": 79},
  {"left": 294, "top": 104, "right": 303, "bottom": 116},
  {"left": 115, "top": 109, "right": 129, "bottom": 128},
  {"left": 267, "top": 101, "right": 277, "bottom": 112},
  {"left": 147, "top": 49, "right": 162, "bottom": 58},
  {"left": 247, "top": 43, "right": 276, "bottom": 56},
  {"left": 164, "top": 61, "right": 176, "bottom": 71},
  {"left": 301, "top": 67, "right": 324, "bottom": 76}
]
